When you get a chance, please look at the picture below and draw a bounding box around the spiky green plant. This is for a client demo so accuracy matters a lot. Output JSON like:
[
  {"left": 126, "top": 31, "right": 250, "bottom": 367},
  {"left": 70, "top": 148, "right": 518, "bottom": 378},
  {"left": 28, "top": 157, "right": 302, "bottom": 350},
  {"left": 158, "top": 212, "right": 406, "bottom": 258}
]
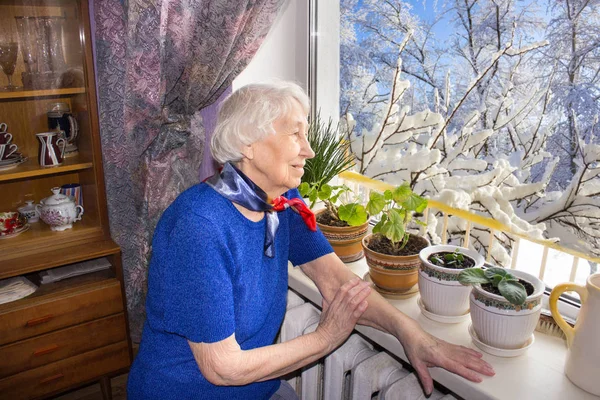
[{"left": 301, "top": 112, "right": 354, "bottom": 190}]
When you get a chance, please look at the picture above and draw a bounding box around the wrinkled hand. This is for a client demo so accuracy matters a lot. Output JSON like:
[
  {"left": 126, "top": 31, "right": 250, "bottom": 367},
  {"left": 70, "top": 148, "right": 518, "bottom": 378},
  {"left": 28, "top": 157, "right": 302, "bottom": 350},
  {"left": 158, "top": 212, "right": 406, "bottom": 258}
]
[
  {"left": 400, "top": 321, "right": 495, "bottom": 395},
  {"left": 317, "top": 277, "right": 371, "bottom": 352}
]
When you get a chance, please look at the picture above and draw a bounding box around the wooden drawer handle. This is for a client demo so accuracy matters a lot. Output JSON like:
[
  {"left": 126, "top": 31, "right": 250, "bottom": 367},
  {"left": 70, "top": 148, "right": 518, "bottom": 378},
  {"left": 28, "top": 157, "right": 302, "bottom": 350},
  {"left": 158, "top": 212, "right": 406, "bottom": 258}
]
[
  {"left": 33, "top": 344, "right": 60, "bottom": 357},
  {"left": 39, "top": 373, "right": 64, "bottom": 385},
  {"left": 26, "top": 314, "right": 54, "bottom": 327}
]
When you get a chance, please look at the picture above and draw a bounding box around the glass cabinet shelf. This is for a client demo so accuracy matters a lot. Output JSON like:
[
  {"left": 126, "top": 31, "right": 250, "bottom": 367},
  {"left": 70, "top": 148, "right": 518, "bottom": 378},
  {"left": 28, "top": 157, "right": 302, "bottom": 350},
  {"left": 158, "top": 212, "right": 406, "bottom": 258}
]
[
  {"left": 0, "top": 87, "right": 85, "bottom": 100},
  {"left": 0, "top": 155, "right": 93, "bottom": 182}
]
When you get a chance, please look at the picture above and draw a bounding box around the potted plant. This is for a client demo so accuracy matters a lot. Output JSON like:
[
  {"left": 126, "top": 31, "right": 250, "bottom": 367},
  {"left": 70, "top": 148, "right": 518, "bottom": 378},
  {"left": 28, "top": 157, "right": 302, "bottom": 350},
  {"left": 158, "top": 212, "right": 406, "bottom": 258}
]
[
  {"left": 458, "top": 267, "right": 545, "bottom": 349},
  {"left": 361, "top": 183, "right": 428, "bottom": 294},
  {"left": 301, "top": 112, "right": 354, "bottom": 196},
  {"left": 299, "top": 182, "right": 369, "bottom": 262},
  {"left": 298, "top": 112, "right": 366, "bottom": 262},
  {"left": 418, "top": 246, "right": 484, "bottom": 318}
]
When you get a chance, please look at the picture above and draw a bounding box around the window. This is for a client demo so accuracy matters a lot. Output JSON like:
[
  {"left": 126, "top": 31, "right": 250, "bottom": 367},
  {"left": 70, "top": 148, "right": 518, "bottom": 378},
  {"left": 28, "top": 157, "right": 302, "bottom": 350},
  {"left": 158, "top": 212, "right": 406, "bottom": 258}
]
[{"left": 310, "top": 0, "right": 600, "bottom": 292}]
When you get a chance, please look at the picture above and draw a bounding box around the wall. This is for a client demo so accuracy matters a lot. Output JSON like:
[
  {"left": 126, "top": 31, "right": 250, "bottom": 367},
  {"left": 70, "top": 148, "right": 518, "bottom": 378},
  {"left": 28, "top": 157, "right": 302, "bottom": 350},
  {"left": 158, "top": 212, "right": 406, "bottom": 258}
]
[
  {"left": 233, "top": 0, "right": 341, "bottom": 123},
  {"left": 233, "top": 0, "right": 309, "bottom": 91}
]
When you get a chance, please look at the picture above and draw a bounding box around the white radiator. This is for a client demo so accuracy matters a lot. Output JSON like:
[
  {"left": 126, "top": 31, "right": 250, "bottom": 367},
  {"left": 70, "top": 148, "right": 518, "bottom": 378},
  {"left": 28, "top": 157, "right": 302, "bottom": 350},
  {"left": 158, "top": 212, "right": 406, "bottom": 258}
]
[{"left": 282, "top": 289, "right": 457, "bottom": 400}]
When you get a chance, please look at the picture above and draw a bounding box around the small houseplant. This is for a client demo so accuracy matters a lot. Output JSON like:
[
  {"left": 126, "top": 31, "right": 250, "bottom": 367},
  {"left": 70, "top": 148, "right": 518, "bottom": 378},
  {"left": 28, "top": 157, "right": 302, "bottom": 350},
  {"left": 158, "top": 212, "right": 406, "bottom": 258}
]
[
  {"left": 300, "top": 112, "right": 354, "bottom": 195},
  {"left": 428, "top": 248, "right": 476, "bottom": 269},
  {"left": 299, "top": 182, "right": 369, "bottom": 262},
  {"left": 299, "top": 112, "right": 367, "bottom": 262},
  {"left": 361, "top": 183, "right": 429, "bottom": 294},
  {"left": 458, "top": 266, "right": 545, "bottom": 350},
  {"left": 418, "top": 245, "right": 484, "bottom": 318}
]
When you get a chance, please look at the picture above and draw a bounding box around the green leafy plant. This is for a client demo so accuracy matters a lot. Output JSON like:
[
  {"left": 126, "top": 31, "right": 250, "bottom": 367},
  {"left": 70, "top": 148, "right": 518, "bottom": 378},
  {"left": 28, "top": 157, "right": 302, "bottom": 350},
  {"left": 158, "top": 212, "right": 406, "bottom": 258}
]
[
  {"left": 430, "top": 249, "right": 468, "bottom": 268},
  {"left": 365, "top": 183, "right": 428, "bottom": 252},
  {"left": 458, "top": 267, "right": 527, "bottom": 305},
  {"left": 301, "top": 112, "right": 354, "bottom": 191},
  {"left": 298, "top": 182, "right": 368, "bottom": 227}
]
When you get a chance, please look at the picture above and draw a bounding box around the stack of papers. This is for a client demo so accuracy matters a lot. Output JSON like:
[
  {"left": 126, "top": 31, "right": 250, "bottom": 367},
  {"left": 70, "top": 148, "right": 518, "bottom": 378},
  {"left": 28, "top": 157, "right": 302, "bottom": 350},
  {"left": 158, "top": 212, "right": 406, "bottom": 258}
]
[
  {"left": 0, "top": 277, "right": 37, "bottom": 305},
  {"left": 39, "top": 258, "right": 112, "bottom": 284}
]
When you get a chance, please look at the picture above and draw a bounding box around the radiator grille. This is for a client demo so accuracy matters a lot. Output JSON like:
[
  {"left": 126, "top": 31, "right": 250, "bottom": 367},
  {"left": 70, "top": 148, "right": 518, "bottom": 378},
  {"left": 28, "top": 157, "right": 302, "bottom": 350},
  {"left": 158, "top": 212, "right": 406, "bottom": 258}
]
[{"left": 282, "top": 289, "right": 458, "bottom": 400}]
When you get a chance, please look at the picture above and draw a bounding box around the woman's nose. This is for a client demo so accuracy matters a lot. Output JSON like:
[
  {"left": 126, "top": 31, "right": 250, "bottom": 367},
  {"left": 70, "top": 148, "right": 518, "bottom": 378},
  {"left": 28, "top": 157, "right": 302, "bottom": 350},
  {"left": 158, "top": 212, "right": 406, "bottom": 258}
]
[{"left": 301, "top": 137, "right": 315, "bottom": 159}]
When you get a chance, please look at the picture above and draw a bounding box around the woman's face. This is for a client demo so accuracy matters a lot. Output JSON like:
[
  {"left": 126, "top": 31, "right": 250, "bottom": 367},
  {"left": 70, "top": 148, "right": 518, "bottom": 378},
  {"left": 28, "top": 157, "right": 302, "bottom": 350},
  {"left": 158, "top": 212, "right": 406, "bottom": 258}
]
[{"left": 239, "top": 100, "right": 315, "bottom": 198}]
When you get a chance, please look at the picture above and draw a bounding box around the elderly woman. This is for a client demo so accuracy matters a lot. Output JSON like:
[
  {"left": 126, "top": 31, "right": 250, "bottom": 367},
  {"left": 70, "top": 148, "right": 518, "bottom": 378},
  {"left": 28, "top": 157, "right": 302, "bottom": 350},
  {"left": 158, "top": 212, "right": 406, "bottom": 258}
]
[{"left": 127, "top": 82, "right": 494, "bottom": 400}]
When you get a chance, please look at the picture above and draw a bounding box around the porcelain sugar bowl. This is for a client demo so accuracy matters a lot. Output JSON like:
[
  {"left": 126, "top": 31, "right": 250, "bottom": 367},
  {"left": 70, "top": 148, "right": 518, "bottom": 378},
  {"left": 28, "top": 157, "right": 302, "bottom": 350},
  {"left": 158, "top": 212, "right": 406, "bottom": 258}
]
[{"left": 36, "top": 187, "right": 84, "bottom": 231}]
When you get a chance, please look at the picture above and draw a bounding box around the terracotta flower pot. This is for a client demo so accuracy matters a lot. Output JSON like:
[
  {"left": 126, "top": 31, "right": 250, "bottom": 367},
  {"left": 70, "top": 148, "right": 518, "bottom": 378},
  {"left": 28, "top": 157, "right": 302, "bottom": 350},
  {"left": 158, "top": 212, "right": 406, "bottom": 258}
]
[
  {"left": 316, "top": 209, "right": 369, "bottom": 263},
  {"left": 362, "top": 233, "right": 429, "bottom": 293}
]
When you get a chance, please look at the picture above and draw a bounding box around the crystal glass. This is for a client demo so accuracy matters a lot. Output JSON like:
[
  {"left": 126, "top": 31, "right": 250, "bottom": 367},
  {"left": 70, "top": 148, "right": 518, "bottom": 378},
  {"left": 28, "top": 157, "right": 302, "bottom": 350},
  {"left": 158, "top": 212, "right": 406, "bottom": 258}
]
[
  {"left": 0, "top": 42, "right": 20, "bottom": 91},
  {"left": 15, "top": 16, "right": 66, "bottom": 89}
]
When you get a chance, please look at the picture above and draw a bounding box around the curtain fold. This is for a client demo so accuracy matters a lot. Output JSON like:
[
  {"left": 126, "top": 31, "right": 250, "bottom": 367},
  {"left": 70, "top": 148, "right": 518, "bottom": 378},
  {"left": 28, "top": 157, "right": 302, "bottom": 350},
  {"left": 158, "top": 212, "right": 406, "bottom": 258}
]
[{"left": 93, "top": 0, "right": 285, "bottom": 340}]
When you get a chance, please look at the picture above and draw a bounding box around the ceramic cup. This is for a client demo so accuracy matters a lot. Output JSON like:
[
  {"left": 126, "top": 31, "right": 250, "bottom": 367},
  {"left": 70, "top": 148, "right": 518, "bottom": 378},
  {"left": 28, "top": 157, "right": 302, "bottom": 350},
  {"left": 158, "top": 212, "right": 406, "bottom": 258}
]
[
  {"left": 60, "top": 183, "right": 83, "bottom": 207},
  {"left": 0, "top": 132, "right": 12, "bottom": 144},
  {"left": 0, "top": 143, "right": 18, "bottom": 160},
  {"left": 0, "top": 122, "right": 6, "bottom": 132},
  {"left": 0, "top": 211, "right": 23, "bottom": 235}
]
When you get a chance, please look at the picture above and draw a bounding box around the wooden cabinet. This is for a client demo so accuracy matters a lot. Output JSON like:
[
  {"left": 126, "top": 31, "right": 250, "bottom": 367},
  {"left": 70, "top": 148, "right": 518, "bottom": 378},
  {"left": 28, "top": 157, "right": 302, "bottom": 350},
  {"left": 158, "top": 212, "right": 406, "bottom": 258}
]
[{"left": 0, "top": 0, "right": 132, "bottom": 398}]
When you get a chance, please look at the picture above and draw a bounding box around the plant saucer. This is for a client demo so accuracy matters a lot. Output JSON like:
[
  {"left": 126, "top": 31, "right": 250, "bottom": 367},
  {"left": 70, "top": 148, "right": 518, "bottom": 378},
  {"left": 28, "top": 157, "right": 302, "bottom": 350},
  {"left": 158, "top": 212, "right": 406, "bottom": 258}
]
[
  {"left": 363, "top": 272, "right": 419, "bottom": 299},
  {"left": 417, "top": 296, "right": 470, "bottom": 324},
  {"left": 468, "top": 323, "right": 535, "bottom": 357}
]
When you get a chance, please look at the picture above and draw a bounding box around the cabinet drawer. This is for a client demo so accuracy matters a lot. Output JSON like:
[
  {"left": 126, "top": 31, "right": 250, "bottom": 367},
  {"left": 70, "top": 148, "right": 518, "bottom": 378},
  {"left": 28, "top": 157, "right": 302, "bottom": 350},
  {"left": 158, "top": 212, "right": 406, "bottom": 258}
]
[
  {"left": 0, "top": 279, "right": 123, "bottom": 346},
  {"left": 0, "top": 340, "right": 130, "bottom": 400},
  {"left": 0, "top": 313, "right": 127, "bottom": 378}
]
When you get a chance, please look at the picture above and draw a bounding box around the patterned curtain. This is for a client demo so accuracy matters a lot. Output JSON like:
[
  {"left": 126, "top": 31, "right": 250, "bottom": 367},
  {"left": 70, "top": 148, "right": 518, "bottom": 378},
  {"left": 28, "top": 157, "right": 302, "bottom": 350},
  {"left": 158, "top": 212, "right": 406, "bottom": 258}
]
[{"left": 93, "top": 0, "right": 285, "bottom": 340}]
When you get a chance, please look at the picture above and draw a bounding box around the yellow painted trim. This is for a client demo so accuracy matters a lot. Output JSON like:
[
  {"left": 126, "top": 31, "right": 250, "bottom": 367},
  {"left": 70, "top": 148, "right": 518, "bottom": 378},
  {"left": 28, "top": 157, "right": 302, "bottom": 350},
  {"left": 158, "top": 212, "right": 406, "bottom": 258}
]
[{"left": 339, "top": 170, "right": 600, "bottom": 263}]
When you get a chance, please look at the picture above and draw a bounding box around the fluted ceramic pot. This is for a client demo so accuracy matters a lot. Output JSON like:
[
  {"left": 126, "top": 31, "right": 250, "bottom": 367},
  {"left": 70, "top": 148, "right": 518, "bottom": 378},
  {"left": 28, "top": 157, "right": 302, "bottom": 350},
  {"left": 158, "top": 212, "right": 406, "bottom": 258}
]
[
  {"left": 418, "top": 245, "right": 484, "bottom": 316},
  {"left": 362, "top": 233, "right": 429, "bottom": 293},
  {"left": 316, "top": 209, "right": 369, "bottom": 263},
  {"left": 469, "top": 269, "right": 544, "bottom": 349}
]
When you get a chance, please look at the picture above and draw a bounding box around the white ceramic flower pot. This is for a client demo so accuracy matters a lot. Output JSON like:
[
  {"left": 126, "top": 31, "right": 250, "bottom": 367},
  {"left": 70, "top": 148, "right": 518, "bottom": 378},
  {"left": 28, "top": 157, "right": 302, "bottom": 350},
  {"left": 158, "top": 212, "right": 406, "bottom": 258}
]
[
  {"left": 469, "top": 269, "right": 545, "bottom": 349},
  {"left": 418, "top": 245, "right": 484, "bottom": 316}
]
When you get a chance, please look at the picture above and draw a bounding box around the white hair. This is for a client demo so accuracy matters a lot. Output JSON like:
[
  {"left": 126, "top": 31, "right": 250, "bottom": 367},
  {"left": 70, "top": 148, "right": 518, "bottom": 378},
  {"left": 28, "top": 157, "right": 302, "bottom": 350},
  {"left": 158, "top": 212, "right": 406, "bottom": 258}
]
[{"left": 210, "top": 81, "right": 310, "bottom": 164}]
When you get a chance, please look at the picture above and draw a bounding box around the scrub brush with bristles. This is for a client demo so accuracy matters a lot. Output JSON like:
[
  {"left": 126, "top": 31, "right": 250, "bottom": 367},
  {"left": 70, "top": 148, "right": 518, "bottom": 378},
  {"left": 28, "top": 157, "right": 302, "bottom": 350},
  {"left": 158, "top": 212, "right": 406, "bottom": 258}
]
[{"left": 535, "top": 309, "right": 575, "bottom": 340}]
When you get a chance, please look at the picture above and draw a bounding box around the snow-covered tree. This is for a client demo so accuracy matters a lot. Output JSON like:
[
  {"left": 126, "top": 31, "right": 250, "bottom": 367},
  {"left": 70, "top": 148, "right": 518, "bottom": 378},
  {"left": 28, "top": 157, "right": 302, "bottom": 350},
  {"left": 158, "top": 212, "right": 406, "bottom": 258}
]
[
  {"left": 340, "top": 0, "right": 445, "bottom": 133},
  {"left": 344, "top": 39, "right": 565, "bottom": 265},
  {"left": 529, "top": 118, "right": 600, "bottom": 257},
  {"left": 340, "top": 1, "right": 600, "bottom": 262},
  {"left": 448, "top": 0, "right": 545, "bottom": 139},
  {"left": 539, "top": 0, "right": 600, "bottom": 187}
]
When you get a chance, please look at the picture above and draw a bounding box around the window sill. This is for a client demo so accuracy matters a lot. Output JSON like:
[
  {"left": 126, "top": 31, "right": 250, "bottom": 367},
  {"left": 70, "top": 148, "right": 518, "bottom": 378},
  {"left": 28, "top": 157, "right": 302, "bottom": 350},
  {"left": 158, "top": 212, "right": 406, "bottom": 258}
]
[{"left": 287, "top": 261, "right": 597, "bottom": 400}]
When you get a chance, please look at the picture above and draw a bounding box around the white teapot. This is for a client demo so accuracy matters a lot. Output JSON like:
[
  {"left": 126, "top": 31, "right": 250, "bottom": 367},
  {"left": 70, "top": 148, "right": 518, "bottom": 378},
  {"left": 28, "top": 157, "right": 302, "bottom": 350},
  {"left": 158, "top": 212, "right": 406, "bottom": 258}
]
[{"left": 36, "top": 187, "right": 84, "bottom": 231}]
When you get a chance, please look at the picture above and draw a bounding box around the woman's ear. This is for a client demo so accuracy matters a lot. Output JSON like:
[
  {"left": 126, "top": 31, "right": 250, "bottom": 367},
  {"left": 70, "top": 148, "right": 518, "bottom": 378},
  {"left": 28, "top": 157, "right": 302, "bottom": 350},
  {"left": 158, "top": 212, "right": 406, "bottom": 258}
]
[{"left": 241, "top": 144, "right": 254, "bottom": 160}]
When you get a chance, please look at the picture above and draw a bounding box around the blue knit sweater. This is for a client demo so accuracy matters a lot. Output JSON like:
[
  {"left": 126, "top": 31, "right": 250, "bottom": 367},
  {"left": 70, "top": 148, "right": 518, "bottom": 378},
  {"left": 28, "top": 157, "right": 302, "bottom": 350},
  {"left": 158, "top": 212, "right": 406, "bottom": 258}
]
[{"left": 127, "top": 183, "right": 332, "bottom": 399}]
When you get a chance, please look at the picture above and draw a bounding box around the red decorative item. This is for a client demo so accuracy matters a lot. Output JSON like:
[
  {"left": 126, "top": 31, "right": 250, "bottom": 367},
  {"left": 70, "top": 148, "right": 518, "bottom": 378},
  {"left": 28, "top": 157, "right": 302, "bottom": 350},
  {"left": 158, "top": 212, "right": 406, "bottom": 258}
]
[
  {"left": 0, "top": 211, "right": 25, "bottom": 235},
  {"left": 272, "top": 196, "right": 317, "bottom": 232}
]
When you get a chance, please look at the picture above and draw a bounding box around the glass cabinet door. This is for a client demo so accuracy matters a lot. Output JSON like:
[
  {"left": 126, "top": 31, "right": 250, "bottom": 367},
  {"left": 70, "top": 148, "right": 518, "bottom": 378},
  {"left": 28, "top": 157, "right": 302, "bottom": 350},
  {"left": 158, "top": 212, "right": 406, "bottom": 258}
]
[{"left": 0, "top": 0, "right": 107, "bottom": 267}]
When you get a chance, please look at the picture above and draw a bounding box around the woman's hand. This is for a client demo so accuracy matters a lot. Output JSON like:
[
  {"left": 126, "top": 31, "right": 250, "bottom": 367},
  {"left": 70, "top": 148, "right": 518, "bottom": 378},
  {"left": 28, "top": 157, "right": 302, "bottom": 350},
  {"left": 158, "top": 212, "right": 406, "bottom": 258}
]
[
  {"left": 399, "top": 320, "right": 495, "bottom": 395},
  {"left": 316, "top": 277, "right": 371, "bottom": 352}
]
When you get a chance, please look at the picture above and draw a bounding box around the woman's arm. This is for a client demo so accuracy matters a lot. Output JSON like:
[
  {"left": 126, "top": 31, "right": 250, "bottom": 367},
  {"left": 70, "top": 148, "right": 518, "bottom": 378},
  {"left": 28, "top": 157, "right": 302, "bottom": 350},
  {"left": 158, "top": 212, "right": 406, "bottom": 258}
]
[
  {"left": 299, "top": 253, "right": 495, "bottom": 395},
  {"left": 188, "top": 277, "right": 371, "bottom": 386}
]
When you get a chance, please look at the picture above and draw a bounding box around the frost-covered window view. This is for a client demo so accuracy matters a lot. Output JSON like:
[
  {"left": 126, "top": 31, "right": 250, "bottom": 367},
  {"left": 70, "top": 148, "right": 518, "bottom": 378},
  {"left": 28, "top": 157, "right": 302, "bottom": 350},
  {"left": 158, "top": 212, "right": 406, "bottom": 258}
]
[{"left": 340, "top": 0, "right": 599, "bottom": 278}]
